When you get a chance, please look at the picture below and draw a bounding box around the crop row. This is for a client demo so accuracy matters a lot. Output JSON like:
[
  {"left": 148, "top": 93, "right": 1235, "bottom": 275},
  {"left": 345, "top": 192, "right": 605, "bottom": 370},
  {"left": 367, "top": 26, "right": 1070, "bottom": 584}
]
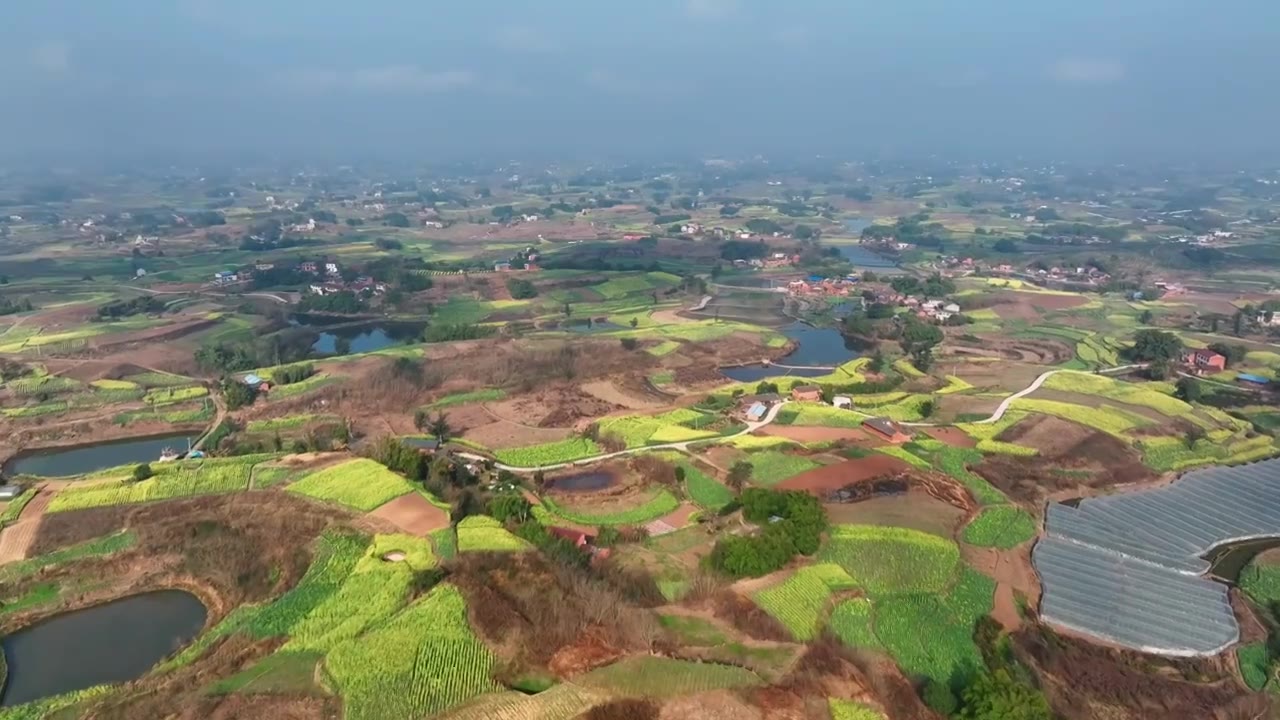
[
  {"left": 754, "top": 564, "right": 856, "bottom": 640},
  {"left": 1009, "top": 398, "right": 1150, "bottom": 438},
  {"left": 4, "top": 375, "right": 81, "bottom": 397},
  {"left": 744, "top": 449, "right": 820, "bottom": 486},
  {"left": 578, "top": 656, "right": 760, "bottom": 697},
  {"left": 829, "top": 698, "right": 886, "bottom": 720},
  {"left": 1042, "top": 372, "right": 1191, "bottom": 418},
  {"left": 777, "top": 403, "right": 864, "bottom": 429},
  {"left": 493, "top": 437, "right": 602, "bottom": 467},
  {"left": 681, "top": 462, "right": 734, "bottom": 511},
  {"left": 457, "top": 515, "right": 529, "bottom": 552},
  {"left": 324, "top": 584, "right": 500, "bottom": 720},
  {"left": 819, "top": 525, "right": 961, "bottom": 597},
  {"left": 0, "top": 531, "right": 137, "bottom": 584},
  {"left": 124, "top": 371, "right": 196, "bottom": 388},
  {"left": 286, "top": 458, "right": 414, "bottom": 511},
  {"left": 936, "top": 375, "right": 974, "bottom": 395},
  {"left": 424, "top": 388, "right": 506, "bottom": 410},
  {"left": 47, "top": 463, "right": 254, "bottom": 512},
  {"left": 144, "top": 385, "right": 208, "bottom": 405},
  {"left": 962, "top": 506, "right": 1037, "bottom": 548},
  {"left": 931, "top": 447, "right": 1008, "bottom": 505},
  {"left": 538, "top": 488, "right": 679, "bottom": 526}
]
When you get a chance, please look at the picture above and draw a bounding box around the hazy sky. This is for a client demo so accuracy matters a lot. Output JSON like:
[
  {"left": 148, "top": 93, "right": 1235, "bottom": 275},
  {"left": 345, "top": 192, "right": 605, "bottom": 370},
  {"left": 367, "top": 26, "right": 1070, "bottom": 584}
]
[{"left": 3, "top": 1, "right": 1278, "bottom": 162}]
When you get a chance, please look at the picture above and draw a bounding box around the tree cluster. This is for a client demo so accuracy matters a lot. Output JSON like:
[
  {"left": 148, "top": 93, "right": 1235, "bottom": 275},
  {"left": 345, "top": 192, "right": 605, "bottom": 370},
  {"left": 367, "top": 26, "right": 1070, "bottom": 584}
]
[
  {"left": 96, "top": 296, "right": 165, "bottom": 320},
  {"left": 708, "top": 489, "right": 826, "bottom": 577}
]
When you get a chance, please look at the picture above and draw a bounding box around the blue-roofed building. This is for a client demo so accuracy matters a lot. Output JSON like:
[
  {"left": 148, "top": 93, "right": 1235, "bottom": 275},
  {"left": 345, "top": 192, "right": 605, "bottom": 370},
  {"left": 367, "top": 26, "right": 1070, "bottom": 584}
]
[
  {"left": 1236, "top": 373, "right": 1270, "bottom": 385},
  {"left": 746, "top": 402, "right": 767, "bottom": 421},
  {"left": 243, "top": 373, "right": 264, "bottom": 386},
  {"left": 808, "top": 274, "right": 824, "bottom": 282}
]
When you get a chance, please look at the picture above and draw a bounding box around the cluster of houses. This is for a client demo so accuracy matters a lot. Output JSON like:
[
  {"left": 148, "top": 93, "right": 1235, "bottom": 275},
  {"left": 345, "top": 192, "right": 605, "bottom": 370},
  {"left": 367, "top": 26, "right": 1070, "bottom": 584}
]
[
  {"left": 737, "top": 390, "right": 912, "bottom": 444},
  {"left": 786, "top": 275, "right": 857, "bottom": 298},
  {"left": 209, "top": 260, "right": 386, "bottom": 296},
  {"left": 493, "top": 247, "right": 541, "bottom": 272}
]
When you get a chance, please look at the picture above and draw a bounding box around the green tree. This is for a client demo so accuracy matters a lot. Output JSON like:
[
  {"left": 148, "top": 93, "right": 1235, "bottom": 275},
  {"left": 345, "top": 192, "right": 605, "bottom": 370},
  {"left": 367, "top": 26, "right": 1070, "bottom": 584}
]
[
  {"left": 869, "top": 350, "right": 887, "bottom": 373},
  {"left": 383, "top": 212, "right": 411, "bottom": 228},
  {"left": 1129, "top": 329, "right": 1183, "bottom": 363},
  {"left": 956, "top": 670, "right": 1053, "bottom": 720},
  {"left": 1185, "top": 425, "right": 1207, "bottom": 449},
  {"left": 413, "top": 409, "right": 429, "bottom": 432},
  {"left": 488, "top": 494, "right": 532, "bottom": 524},
  {"left": 920, "top": 399, "right": 937, "bottom": 418},
  {"left": 629, "top": 317, "right": 639, "bottom": 328},
  {"left": 131, "top": 463, "right": 154, "bottom": 482},
  {"left": 1139, "top": 309, "right": 1154, "bottom": 324},
  {"left": 1174, "top": 377, "right": 1202, "bottom": 403},
  {"left": 428, "top": 412, "right": 452, "bottom": 445},
  {"left": 726, "top": 461, "right": 754, "bottom": 493}
]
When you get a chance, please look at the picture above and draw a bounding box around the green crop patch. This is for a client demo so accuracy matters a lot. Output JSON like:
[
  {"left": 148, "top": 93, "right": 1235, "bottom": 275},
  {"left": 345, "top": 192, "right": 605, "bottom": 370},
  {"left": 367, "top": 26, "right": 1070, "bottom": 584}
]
[
  {"left": 286, "top": 458, "right": 414, "bottom": 511},
  {"left": 819, "top": 525, "right": 961, "bottom": 597},
  {"left": 325, "top": 584, "right": 500, "bottom": 720},
  {"left": 493, "top": 437, "right": 602, "bottom": 467},
  {"left": 47, "top": 461, "right": 255, "bottom": 512},
  {"left": 744, "top": 450, "right": 820, "bottom": 486},
  {"left": 456, "top": 515, "right": 529, "bottom": 552},
  {"left": 578, "top": 656, "right": 761, "bottom": 697},
  {"left": 753, "top": 563, "right": 856, "bottom": 640},
  {"left": 962, "top": 506, "right": 1037, "bottom": 548},
  {"left": 536, "top": 488, "right": 679, "bottom": 527}
]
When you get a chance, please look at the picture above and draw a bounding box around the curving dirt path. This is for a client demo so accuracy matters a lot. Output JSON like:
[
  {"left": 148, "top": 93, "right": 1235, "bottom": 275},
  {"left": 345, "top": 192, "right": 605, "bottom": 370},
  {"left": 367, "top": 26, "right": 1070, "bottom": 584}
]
[{"left": 0, "top": 490, "right": 52, "bottom": 563}]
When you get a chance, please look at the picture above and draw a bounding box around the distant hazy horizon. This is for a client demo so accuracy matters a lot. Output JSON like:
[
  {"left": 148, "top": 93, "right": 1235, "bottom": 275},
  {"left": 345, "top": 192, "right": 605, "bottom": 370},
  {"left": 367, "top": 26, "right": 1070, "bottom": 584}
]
[{"left": 3, "top": 1, "right": 1279, "bottom": 164}]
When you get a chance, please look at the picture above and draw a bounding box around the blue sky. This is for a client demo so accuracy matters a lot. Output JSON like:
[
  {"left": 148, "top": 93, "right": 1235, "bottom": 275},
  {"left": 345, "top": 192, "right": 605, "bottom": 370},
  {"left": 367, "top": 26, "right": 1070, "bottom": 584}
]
[{"left": 3, "top": 1, "right": 1278, "bottom": 161}]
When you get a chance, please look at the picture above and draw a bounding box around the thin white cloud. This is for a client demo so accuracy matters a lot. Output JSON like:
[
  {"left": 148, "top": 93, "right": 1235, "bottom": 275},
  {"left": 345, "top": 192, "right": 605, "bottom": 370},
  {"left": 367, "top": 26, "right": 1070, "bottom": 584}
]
[
  {"left": 685, "top": 0, "right": 737, "bottom": 21},
  {"left": 274, "top": 66, "right": 475, "bottom": 94},
  {"left": 1049, "top": 58, "right": 1125, "bottom": 85},
  {"left": 775, "top": 26, "right": 810, "bottom": 48},
  {"left": 30, "top": 42, "right": 71, "bottom": 73},
  {"left": 494, "top": 26, "right": 557, "bottom": 53}
]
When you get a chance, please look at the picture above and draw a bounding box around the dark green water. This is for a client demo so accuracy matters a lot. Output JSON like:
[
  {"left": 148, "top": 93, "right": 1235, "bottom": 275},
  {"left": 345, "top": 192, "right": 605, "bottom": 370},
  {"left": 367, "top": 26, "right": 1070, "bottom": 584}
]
[
  {"left": 0, "top": 590, "right": 207, "bottom": 706},
  {"left": 4, "top": 433, "right": 194, "bottom": 478}
]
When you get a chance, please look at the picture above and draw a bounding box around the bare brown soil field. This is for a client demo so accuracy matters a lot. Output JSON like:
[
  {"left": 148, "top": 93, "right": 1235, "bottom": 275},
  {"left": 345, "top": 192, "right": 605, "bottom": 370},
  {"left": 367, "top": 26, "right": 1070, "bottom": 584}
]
[
  {"left": 463, "top": 420, "right": 572, "bottom": 450},
  {"left": 581, "top": 379, "right": 664, "bottom": 410},
  {"left": 1015, "top": 627, "right": 1261, "bottom": 720},
  {"left": 975, "top": 415, "right": 1156, "bottom": 503},
  {"left": 921, "top": 426, "right": 976, "bottom": 447},
  {"left": 90, "top": 318, "right": 219, "bottom": 350},
  {"left": 369, "top": 492, "right": 450, "bottom": 535},
  {"left": 777, "top": 456, "right": 910, "bottom": 494},
  {"left": 824, "top": 492, "right": 965, "bottom": 538}
]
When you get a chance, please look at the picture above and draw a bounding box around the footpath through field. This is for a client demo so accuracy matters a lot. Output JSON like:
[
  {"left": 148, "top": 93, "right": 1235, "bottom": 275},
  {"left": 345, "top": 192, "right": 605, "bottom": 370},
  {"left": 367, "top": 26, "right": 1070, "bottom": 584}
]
[{"left": 0, "top": 490, "right": 52, "bottom": 563}]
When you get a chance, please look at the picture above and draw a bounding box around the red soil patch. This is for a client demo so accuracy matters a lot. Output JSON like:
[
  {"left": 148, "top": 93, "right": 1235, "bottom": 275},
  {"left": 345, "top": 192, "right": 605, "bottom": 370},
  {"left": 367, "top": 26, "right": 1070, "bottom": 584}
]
[
  {"left": 368, "top": 493, "right": 449, "bottom": 536},
  {"left": 991, "top": 583, "right": 1021, "bottom": 631},
  {"left": 761, "top": 426, "right": 873, "bottom": 443},
  {"left": 647, "top": 503, "right": 698, "bottom": 535},
  {"left": 921, "top": 426, "right": 976, "bottom": 448},
  {"left": 777, "top": 456, "right": 910, "bottom": 494}
]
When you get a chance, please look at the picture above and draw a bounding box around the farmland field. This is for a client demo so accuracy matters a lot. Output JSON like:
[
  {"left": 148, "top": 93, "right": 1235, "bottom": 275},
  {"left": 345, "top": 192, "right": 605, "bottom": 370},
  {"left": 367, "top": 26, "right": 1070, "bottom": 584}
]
[
  {"left": 962, "top": 506, "right": 1037, "bottom": 548},
  {"left": 578, "top": 656, "right": 761, "bottom": 697},
  {"left": 538, "top": 488, "right": 680, "bottom": 526},
  {"left": 493, "top": 437, "right": 602, "bottom": 467},
  {"left": 425, "top": 389, "right": 507, "bottom": 409},
  {"left": 819, "top": 525, "right": 961, "bottom": 597},
  {"left": 753, "top": 563, "right": 856, "bottom": 640},
  {"left": 1010, "top": 398, "right": 1151, "bottom": 438},
  {"left": 744, "top": 450, "right": 821, "bottom": 486},
  {"left": 456, "top": 515, "right": 529, "bottom": 552},
  {"left": 829, "top": 698, "right": 885, "bottom": 720},
  {"left": 47, "top": 460, "right": 257, "bottom": 512},
  {"left": 286, "top": 458, "right": 414, "bottom": 511},
  {"left": 680, "top": 462, "right": 734, "bottom": 511},
  {"left": 326, "top": 584, "right": 501, "bottom": 720}
]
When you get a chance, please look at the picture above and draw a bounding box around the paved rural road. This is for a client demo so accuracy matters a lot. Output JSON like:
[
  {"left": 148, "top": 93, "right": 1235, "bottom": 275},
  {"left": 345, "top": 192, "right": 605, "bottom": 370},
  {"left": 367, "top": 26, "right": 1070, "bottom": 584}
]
[
  {"left": 457, "top": 402, "right": 788, "bottom": 472},
  {"left": 131, "top": 285, "right": 290, "bottom": 304}
]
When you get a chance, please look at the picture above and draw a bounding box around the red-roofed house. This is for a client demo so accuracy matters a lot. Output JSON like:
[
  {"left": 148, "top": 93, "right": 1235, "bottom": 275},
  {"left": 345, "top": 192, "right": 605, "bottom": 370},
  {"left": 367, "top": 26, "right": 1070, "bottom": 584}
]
[
  {"left": 862, "top": 417, "right": 911, "bottom": 444},
  {"left": 1184, "top": 349, "right": 1227, "bottom": 373},
  {"left": 791, "top": 385, "right": 822, "bottom": 402}
]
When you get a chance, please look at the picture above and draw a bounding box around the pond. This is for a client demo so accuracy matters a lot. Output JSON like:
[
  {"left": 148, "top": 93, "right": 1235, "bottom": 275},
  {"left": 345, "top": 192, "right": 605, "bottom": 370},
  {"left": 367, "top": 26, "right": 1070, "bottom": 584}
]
[
  {"left": 4, "top": 433, "right": 195, "bottom": 478},
  {"left": 312, "top": 324, "right": 423, "bottom": 355},
  {"left": 719, "top": 321, "right": 859, "bottom": 382},
  {"left": 837, "top": 244, "right": 897, "bottom": 268},
  {"left": 548, "top": 471, "right": 618, "bottom": 492},
  {"left": 0, "top": 590, "right": 208, "bottom": 707}
]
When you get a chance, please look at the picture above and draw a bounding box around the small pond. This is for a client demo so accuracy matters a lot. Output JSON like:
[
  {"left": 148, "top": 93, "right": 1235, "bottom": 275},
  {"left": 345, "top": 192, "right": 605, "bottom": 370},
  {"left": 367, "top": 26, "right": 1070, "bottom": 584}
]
[
  {"left": 312, "top": 324, "right": 424, "bottom": 355},
  {"left": 549, "top": 471, "right": 617, "bottom": 492},
  {"left": 719, "top": 321, "right": 859, "bottom": 382},
  {"left": 400, "top": 437, "right": 440, "bottom": 451},
  {"left": 0, "top": 590, "right": 208, "bottom": 707},
  {"left": 720, "top": 365, "right": 832, "bottom": 383},
  {"left": 4, "top": 433, "right": 195, "bottom": 478},
  {"left": 837, "top": 244, "right": 897, "bottom": 268}
]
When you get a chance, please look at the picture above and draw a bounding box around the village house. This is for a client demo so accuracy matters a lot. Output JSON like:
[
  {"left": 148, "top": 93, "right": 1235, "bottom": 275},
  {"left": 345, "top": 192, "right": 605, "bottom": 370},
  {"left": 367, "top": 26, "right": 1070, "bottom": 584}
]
[
  {"left": 1184, "top": 349, "right": 1227, "bottom": 374},
  {"left": 0, "top": 484, "right": 22, "bottom": 501},
  {"left": 832, "top": 396, "right": 852, "bottom": 409},
  {"left": 791, "top": 385, "right": 822, "bottom": 402},
  {"left": 862, "top": 417, "right": 911, "bottom": 444},
  {"left": 494, "top": 261, "right": 512, "bottom": 272},
  {"left": 325, "top": 263, "right": 340, "bottom": 276},
  {"left": 299, "top": 261, "right": 318, "bottom": 273}
]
